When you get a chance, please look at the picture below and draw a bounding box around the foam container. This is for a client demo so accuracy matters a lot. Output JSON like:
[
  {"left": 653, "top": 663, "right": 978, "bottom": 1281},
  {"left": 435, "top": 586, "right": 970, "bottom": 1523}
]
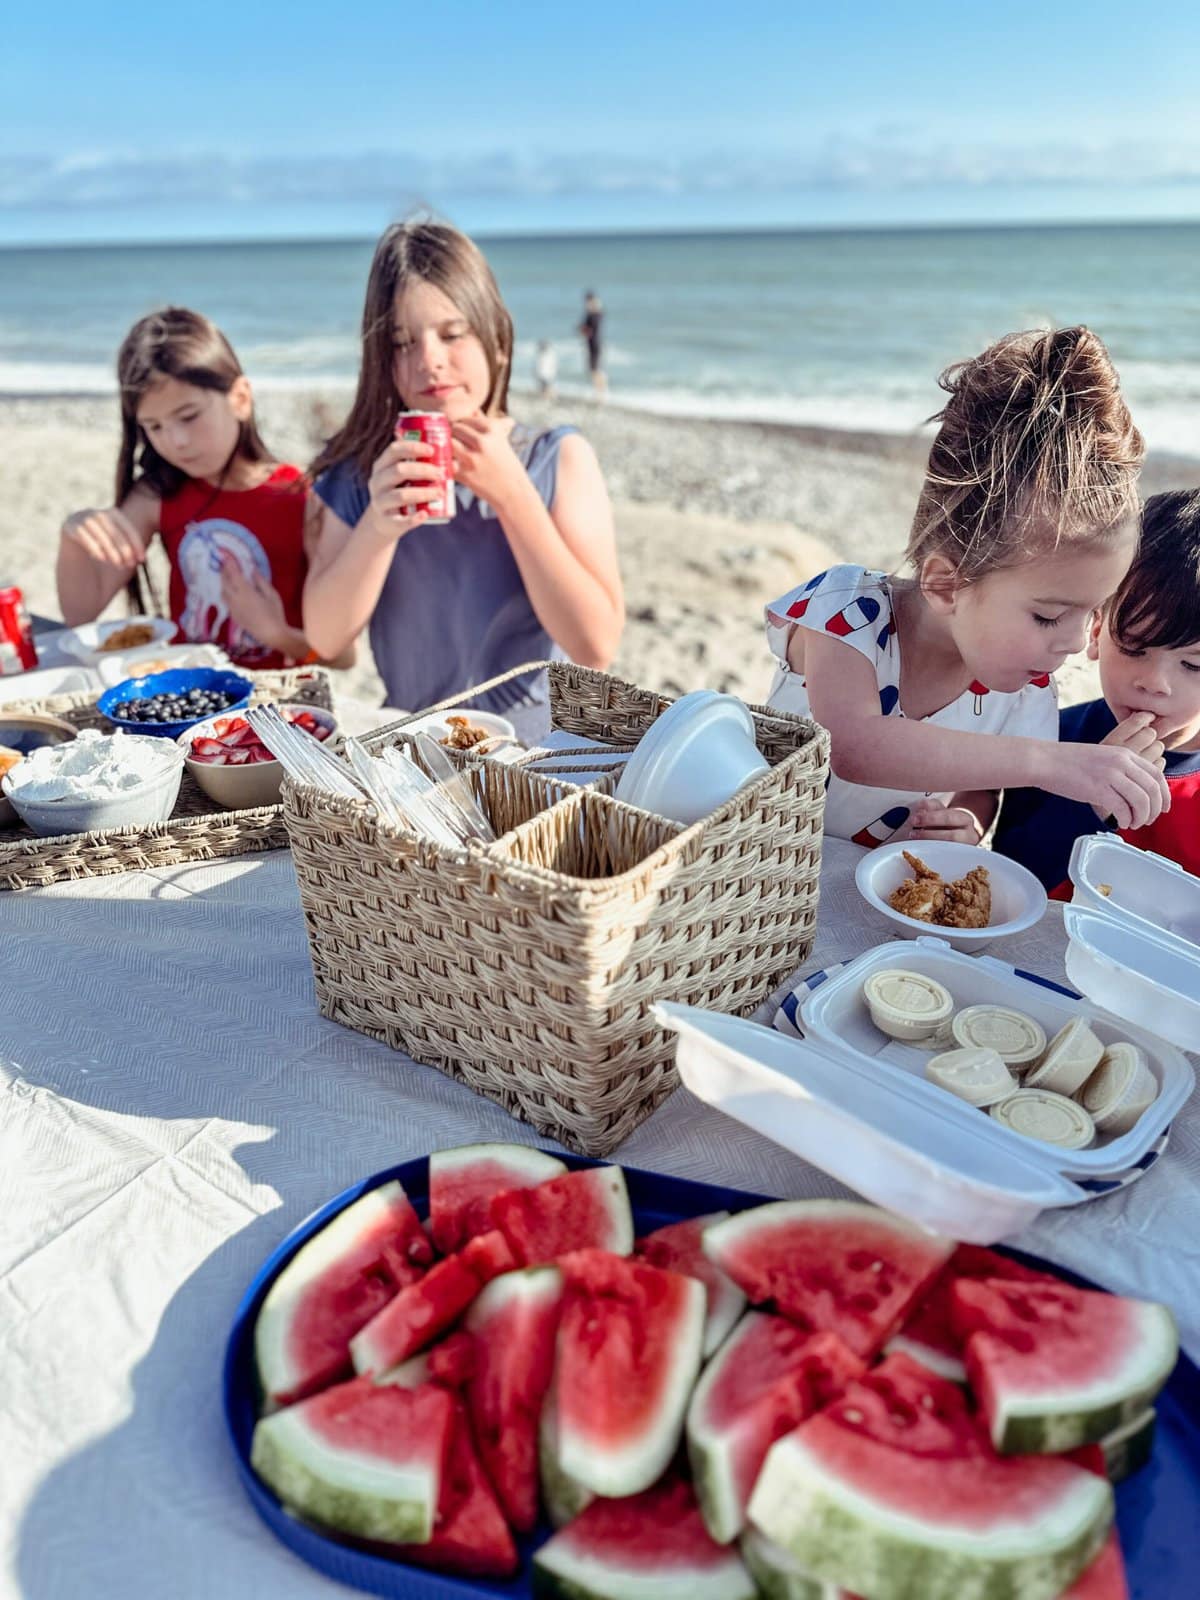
[{"left": 657, "top": 928, "right": 1195, "bottom": 1243}]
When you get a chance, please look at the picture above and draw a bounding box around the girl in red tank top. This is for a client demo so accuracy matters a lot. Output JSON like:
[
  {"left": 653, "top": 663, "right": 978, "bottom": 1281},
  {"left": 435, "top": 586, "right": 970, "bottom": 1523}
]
[{"left": 57, "top": 307, "right": 345, "bottom": 672}]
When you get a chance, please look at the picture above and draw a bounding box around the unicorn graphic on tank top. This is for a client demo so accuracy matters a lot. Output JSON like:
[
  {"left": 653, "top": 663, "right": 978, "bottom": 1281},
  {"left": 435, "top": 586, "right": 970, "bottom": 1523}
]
[{"left": 177, "top": 519, "right": 272, "bottom": 660}]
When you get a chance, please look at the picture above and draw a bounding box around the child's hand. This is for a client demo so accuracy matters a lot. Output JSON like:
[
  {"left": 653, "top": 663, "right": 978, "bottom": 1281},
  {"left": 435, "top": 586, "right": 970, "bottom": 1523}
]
[
  {"left": 905, "top": 799, "right": 987, "bottom": 844},
  {"left": 1101, "top": 711, "right": 1166, "bottom": 766},
  {"left": 365, "top": 438, "right": 443, "bottom": 539},
  {"left": 1042, "top": 741, "right": 1170, "bottom": 831},
  {"left": 60, "top": 507, "right": 146, "bottom": 578},
  {"left": 1094, "top": 713, "right": 1165, "bottom": 820},
  {"left": 220, "top": 557, "right": 286, "bottom": 649},
  {"left": 450, "top": 416, "right": 523, "bottom": 509}
]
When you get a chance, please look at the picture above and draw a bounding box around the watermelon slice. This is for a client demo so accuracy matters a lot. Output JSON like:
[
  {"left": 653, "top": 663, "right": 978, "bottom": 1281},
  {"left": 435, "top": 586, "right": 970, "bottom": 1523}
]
[
  {"left": 702, "top": 1201, "right": 954, "bottom": 1359},
  {"left": 491, "top": 1164, "right": 634, "bottom": 1265},
  {"left": 636, "top": 1212, "right": 747, "bottom": 1356},
  {"left": 687, "top": 1315, "right": 864, "bottom": 1543},
  {"left": 1060, "top": 1532, "right": 1128, "bottom": 1599},
  {"left": 349, "top": 1229, "right": 515, "bottom": 1376},
  {"left": 249, "top": 1375, "right": 454, "bottom": 1544},
  {"left": 951, "top": 1277, "right": 1178, "bottom": 1453},
  {"left": 464, "top": 1265, "right": 564, "bottom": 1531},
  {"left": 428, "top": 1142, "right": 566, "bottom": 1254},
  {"left": 741, "top": 1527, "right": 859, "bottom": 1598},
  {"left": 533, "top": 1476, "right": 758, "bottom": 1600},
  {"left": 888, "top": 1244, "right": 1060, "bottom": 1382},
  {"left": 254, "top": 1180, "right": 433, "bottom": 1407},
  {"left": 748, "top": 1354, "right": 1113, "bottom": 1600},
  {"left": 385, "top": 1399, "right": 518, "bottom": 1578},
  {"left": 375, "top": 1329, "right": 476, "bottom": 1392},
  {"left": 545, "top": 1248, "right": 706, "bottom": 1498}
]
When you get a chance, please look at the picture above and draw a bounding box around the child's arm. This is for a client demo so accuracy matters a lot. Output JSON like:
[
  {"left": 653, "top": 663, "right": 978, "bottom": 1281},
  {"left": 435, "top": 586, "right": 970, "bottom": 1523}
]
[
  {"left": 302, "top": 441, "right": 447, "bottom": 660},
  {"left": 803, "top": 632, "right": 1171, "bottom": 831},
  {"left": 217, "top": 495, "right": 355, "bottom": 668},
  {"left": 56, "top": 494, "right": 158, "bottom": 625},
  {"left": 906, "top": 791, "right": 998, "bottom": 844},
  {"left": 452, "top": 422, "right": 623, "bottom": 669}
]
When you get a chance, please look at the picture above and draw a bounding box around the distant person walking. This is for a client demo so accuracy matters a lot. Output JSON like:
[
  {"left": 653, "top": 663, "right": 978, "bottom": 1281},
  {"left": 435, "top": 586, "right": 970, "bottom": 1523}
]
[
  {"left": 534, "top": 340, "right": 558, "bottom": 399},
  {"left": 578, "top": 291, "right": 606, "bottom": 396}
]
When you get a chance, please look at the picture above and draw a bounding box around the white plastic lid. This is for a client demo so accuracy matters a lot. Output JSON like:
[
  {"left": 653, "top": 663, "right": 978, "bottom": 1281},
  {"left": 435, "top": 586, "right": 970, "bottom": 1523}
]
[{"left": 1062, "top": 903, "right": 1200, "bottom": 1052}]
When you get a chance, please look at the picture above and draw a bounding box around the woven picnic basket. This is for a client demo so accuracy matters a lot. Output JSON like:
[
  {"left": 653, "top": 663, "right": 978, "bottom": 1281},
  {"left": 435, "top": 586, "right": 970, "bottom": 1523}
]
[
  {"left": 0, "top": 667, "right": 332, "bottom": 890},
  {"left": 283, "top": 661, "right": 829, "bottom": 1155}
]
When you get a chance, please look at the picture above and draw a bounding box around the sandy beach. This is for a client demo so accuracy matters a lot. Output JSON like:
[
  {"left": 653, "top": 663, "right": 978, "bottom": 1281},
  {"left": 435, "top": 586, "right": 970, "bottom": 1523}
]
[{"left": 4, "top": 387, "right": 1198, "bottom": 712}]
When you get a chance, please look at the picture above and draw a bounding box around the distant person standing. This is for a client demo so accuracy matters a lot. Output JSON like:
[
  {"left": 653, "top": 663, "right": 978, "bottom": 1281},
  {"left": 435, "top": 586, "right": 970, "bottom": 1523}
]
[
  {"left": 534, "top": 340, "right": 558, "bottom": 399},
  {"left": 578, "top": 290, "right": 606, "bottom": 396}
]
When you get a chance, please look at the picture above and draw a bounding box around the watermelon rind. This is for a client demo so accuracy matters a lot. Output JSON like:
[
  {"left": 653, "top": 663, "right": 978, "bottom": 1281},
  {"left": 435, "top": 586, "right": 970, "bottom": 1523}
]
[
  {"left": 429, "top": 1143, "right": 567, "bottom": 1252},
  {"left": 741, "top": 1527, "right": 850, "bottom": 1599},
  {"left": 539, "top": 1397, "right": 594, "bottom": 1528},
  {"left": 980, "top": 1300, "right": 1178, "bottom": 1455},
  {"left": 1098, "top": 1406, "right": 1156, "bottom": 1484},
  {"left": 250, "top": 1398, "right": 442, "bottom": 1544},
  {"left": 883, "top": 1331, "right": 966, "bottom": 1384},
  {"left": 747, "top": 1429, "right": 1112, "bottom": 1600},
  {"left": 556, "top": 1271, "right": 706, "bottom": 1497}
]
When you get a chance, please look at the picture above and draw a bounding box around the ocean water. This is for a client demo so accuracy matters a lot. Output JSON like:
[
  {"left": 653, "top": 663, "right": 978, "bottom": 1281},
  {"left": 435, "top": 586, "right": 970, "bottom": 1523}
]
[{"left": 1, "top": 224, "right": 1198, "bottom": 455}]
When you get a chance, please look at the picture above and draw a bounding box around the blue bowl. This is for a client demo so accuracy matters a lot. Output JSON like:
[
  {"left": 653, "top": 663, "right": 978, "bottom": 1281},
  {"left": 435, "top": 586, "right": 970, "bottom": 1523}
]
[{"left": 97, "top": 667, "right": 254, "bottom": 739}]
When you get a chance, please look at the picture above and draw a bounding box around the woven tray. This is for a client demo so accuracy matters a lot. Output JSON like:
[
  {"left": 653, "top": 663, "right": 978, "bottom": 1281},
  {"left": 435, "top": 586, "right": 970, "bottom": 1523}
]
[
  {"left": 0, "top": 668, "right": 332, "bottom": 891},
  {"left": 283, "top": 662, "right": 828, "bottom": 1155}
]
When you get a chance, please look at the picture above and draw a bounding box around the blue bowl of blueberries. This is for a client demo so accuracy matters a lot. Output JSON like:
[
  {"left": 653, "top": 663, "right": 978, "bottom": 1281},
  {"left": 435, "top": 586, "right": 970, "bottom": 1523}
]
[{"left": 97, "top": 667, "right": 254, "bottom": 738}]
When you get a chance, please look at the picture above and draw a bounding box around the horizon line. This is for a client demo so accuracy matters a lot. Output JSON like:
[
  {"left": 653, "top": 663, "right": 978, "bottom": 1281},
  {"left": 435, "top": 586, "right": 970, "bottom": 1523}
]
[{"left": 3, "top": 213, "right": 1200, "bottom": 254}]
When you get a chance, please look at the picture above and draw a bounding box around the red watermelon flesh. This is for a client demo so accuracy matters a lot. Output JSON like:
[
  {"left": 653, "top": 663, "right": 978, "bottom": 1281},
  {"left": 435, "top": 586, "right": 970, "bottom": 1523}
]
[
  {"left": 548, "top": 1248, "right": 707, "bottom": 1498},
  {"left": 702, "top": 1201, "right": 954, "bottom": 1359},
  {"left": 687, "top": 1313, "right": 865, "bottom": 1542},
  {"left": 636, "top": 1212, "right": 747, "bottom": 1356},
  {"left": 534, "top": 1476, "right": 757, "bottom": 1599},
  {"left": 490, "top": 1165, "right": 634, "bottom": 1266},
  {"left": 951, "top": 1278, "right": 1179, "bottom": 1454},
  {"left": 888, "top": 1244, "right": 1061, "bottom": 1382},
  {"left": 254, "top": 1180, "right": 434, "bottom": 1407},
  {"left": 464, "top": 1265, "right": 564, "bottom": 1532},
  {"left": 349, "top": 1229, "right": 516, "bottom": 1377},
  {"left": 1061, "top": 1532, "right": 1129, "bottom": 1600},
  {"left": 428, "top": 1142, "right": 566, "bottom": 1254},
  {"left": 386, "top": 1400, "right": 518, "bottom": 1579}
]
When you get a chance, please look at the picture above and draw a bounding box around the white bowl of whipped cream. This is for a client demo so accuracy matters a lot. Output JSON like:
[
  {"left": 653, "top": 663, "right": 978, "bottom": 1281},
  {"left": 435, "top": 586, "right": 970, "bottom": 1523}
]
[{"left": 1, "top": 728, "right": 184, "bottom": 837}]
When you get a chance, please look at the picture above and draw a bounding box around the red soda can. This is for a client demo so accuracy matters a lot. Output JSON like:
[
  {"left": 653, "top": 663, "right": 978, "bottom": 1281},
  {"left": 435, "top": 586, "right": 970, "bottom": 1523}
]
[
  {"left": 0, "top": 583, "right": 38, "bottom": 672},
  {"left": 395, "top": 411, "right": 456, "bottom": 524}
]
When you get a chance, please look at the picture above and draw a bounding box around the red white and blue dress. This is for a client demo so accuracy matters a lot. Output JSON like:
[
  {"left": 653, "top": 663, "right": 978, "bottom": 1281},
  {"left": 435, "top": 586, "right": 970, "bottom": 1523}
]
[{"left": 764, "top": 564, "right": 1059, "bottom": 846}]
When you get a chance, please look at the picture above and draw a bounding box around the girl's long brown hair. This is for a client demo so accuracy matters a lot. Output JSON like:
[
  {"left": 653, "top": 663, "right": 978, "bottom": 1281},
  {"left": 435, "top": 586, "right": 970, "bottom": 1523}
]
[
  {"left": 116, "top": 308, "right": 272, "bottom": 612},
  {"left": 906, "top": 326, "right": 1145, "bottom": 583},
  {"left": 309, "top": 220, "right": 514, "bottom": 483}
]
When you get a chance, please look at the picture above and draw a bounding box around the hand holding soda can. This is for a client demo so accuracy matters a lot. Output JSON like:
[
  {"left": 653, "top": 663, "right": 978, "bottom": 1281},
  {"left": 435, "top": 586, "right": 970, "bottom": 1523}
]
[{"left": 394, "top": 412, "right": 456, "bottom": 525}]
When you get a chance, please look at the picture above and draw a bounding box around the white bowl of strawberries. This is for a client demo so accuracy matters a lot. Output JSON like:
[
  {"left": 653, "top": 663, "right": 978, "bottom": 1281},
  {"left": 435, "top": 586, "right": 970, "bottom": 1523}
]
[{"left": 178, "top": 702, "right": 338, "bottom": 810}]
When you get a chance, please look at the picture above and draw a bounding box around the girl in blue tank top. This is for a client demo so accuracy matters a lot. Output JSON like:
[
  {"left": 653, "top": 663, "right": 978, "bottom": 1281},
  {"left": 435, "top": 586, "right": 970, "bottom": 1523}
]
[{"left": 304, "top": 221, "right": 625, "bottom": 742}]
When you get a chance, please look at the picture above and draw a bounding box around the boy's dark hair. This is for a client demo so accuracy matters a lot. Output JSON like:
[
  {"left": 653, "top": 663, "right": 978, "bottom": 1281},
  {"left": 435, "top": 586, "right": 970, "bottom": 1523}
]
[{"left": 1109, "top": 489, "right": 1200, "bottom": 652}]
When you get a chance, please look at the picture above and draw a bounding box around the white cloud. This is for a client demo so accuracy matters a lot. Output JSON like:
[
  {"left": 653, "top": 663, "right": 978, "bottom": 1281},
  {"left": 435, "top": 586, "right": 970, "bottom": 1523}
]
[{"left": 2, "top": 136, "right": 1200, "bottom": 212}]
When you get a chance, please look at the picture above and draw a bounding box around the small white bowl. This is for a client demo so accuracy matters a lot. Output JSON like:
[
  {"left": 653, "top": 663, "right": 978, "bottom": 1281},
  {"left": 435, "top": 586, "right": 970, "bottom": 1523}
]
[
  {"left": 59, "top": 617, "right": 180, "bottom": 666},
  {"left": 2, "top": 751, "right": 183, "bottom": 837},
  {"left": 614, "top": 690, "right": 769, "bottom": 825},
  {"left": 854, "top": 839, "right": 1047, "bottom": 953},
  {"left": 401, "top": 709, "right": 517, "bottom": 748}
]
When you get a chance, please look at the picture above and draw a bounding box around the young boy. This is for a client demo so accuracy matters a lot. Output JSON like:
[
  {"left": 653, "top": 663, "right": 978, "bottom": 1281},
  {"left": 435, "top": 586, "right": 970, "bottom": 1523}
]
[{"left": 994, "top": 489, "right": 1200, "bottom": 892}]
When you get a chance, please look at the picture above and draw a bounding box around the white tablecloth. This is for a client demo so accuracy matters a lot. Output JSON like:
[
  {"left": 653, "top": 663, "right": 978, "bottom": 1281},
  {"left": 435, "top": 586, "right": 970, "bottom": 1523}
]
[{"left": 2, "top": 839, "right": 1197, "bottom": 1599}]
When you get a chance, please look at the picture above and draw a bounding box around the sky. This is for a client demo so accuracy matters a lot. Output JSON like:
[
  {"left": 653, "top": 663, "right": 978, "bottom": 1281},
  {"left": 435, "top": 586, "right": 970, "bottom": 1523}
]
[{"left": 3, "top": 0, "right": 1200, "bottom": 244}]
